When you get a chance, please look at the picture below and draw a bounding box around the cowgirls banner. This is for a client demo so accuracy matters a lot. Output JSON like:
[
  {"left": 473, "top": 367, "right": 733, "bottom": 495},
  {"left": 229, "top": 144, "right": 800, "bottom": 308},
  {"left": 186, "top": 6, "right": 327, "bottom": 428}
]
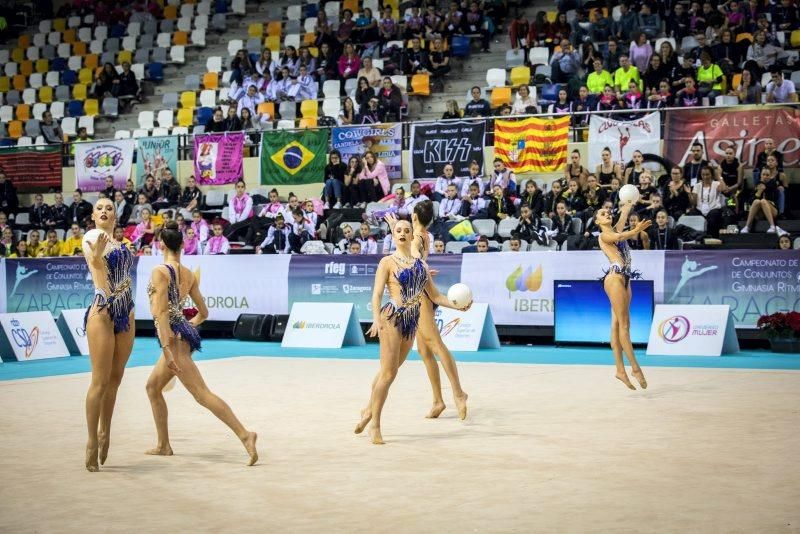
[
  {"left": 588, "top": 111, "right": 661, "bottom": 168},
  {"left": 194, "top": 132, "right": 245, "bottom": 185},
  {"left": 333, "top": 124, "right": 402, "bottom": 180},
  {"left": 409, "top": 121, "right": 485, "bottom": 179},
  {"left": 664, "top": 106, "right": 800, "bottom": 176},
  {"left": 74, "top": 139, "right": 135, "bottom": 192}
]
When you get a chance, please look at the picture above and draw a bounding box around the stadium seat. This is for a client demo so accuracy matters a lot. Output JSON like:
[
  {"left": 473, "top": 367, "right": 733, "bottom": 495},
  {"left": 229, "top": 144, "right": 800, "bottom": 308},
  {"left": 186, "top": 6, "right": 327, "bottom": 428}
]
[
  {"left": 490, "top": 86, "right": 512, "bottom": 107},
  {"left": 276, "top": 119, "right": 295, "bottom": 130},
  {"left": 227, "top": 39, "right": 243, "bottom": 57},
  {"left": 131, "top": 63, "right": 145, "bottom": 81},
  {"left": 170, "top": 46, "right": 185, "bottom": 64},
  {"left": 180, "top": 91, "right": 197, "bottom": 109},
  {"left": 410, "top": 73, "right": 430, "bottom": 96},
  {"left": 390, "top": 75, "right": 407, "bottom": 92},
  {"left": 24, "top": 119, "right": 40, "bottom": 137},
  {"left": 38, "top": 86, "right": 53, "bottom": 103},
  {"left": 191, "top": 29, "right": 207, "bottom": 47},
  {"left": 29, "top": 72, "right": 43, "bottom": 89},
  {"left": 510, "top": 66, "right": 531, "bottom": 87},
  {"left": 173, "top": 31, "right": 189, "bottom": 46},
  {"left": 15, "top": 104, "right": 31, "bottom": 121},
  {"left": 0, "top": 105, "right": 13, "bottom": 122},
  {"left": 284, "top": 34, "right": 301, "bottom": 50},
  {"left": 147, "top": 62, "right": 164, "bottom": 81},
  {"left": 114, "top": 129, "right": 131, "bottom": 139},
  {"left": 132, "top": 128, "right": 149, "bottom": 138},
  {"left": 300, "top": 99, "right": 318, "bottom": 118},
  {"left": 5, "top": 90, "right": 20, "bottom": 105},
  {"left": 257, "top": 102, "right": 274, "bottom": 120},
  {"left": 152, "top": 127, "right": 170, "bottom": 136},
  {"left": 16, "top": 136, "right": 32, "bottom": 146},
  {"left": 199, "top": 89, "right": 216, "bottom": 108},
  {"left": 157, "top": 109, "right": 174, "bottom": 128},
  {"left": 231, "top": 0, "right": 245, "bottom": 15},
  {"left": 299, "top": 117, "right": 317, "bottom": 129},
  {"left": 265, "top": 35, "right": 281, "bottom": 53},
  {"left": 72, "top": 83, "right": 87, "bottom": 100},
  {"left": 117, "top": 50, "right": 132, "bottom": 65},
  {"left": 102, "top": 97, "right": 119, "bottom": 117},
  {"left": 248, "top": 23, "right": 263, "bottom": 38},
  {"left": 197, "top": 106, "right": 213, "bottom": 124},
  {"left": 138, "top": 110, "right": 155, "bottom": 130},
  {"left": 202, "top": 72, "right": 219, "bottom": 90},
  {"left": 506, "top": 49, "right": 525, "bottom": 69},
  {"left": 64, "top": 116, "right": 80, "bottom": 136},
  {"left": 322, "top": 98, "right": 340, "bottom": 117},
  {"left": 486, "top": 68, "right": 506, "bottom": 88},
  {"left": 211, "top": 13, "right": 227, "bottom": 32},
  {"left": 67, "top": 100, "right": 84, "bottom": 117},
  {"left": 162, "top": 92, "right": 179, "bottom": 108},
  {"left": 185, "top": 74, "right": 201, "bottom": 91},
  {"left": 122, "top": 36, "right": 137, "bottom": 52},
  {"left": 35, "top": 59, "right": 49, "bottom": 74},
  {"left": 32, "top": 102, "right": 47, "bottom": 120},
  {"left": 11, "top": 48, "right": 24, "bottom": 63},
  {"left": 678, "top": 215, "right": 707, "bottom": 233},
  {"left": 76, "top": 115, "right": 94, "bottom": 136},
  {"left": 22, "top": 88, "right": 36, "bottom": 105},
  {"left": 12, "top": 74, "right": 25, "bottom": 91},
  {"left": 206, "top": 56, "right": 222, "bottom": 72},
  {"left": 50, "top": 101, "right": 65, "bottom": 120},
  {"left": 715, "top": 95, "right": 739, "bottom": 106},
  {"left": 78, "top": 67, "right": 93, "bottom": 85},
  {"left": 7, "top": 120, "right": 23, "bottom": 139},
  {"left": 792, "top": 29, "right": 800, "bottom": 48},
  {"left": 82, "top": 98, "right": 98, "bottom": 117}
]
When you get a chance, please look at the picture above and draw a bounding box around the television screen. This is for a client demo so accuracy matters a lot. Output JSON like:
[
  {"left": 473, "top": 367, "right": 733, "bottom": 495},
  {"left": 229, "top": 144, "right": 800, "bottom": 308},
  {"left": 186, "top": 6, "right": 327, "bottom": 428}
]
[{"left": 554, "top": 280, "right": 654, "bottom": 345}]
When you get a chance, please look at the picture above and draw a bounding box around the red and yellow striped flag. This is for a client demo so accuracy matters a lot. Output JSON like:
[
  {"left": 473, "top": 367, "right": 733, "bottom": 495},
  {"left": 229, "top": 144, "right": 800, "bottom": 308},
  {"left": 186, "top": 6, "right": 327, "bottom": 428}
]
[{"left": 494, "top": 116, "right": 570, "bottom": 172}]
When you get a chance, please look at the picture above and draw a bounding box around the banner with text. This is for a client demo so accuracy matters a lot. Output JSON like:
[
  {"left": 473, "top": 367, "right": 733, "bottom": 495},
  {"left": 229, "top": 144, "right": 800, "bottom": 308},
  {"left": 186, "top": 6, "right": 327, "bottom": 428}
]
[
  {"left": 664, "top": 250, "right": 800, "bottom": 328},
  {"left": 288, "top": 254, "right": 463, "bottom": 322},
  {"left": 664, "top": 106, "right": 800, "bottom": 179},
  {"left": 74, "top": 139, "right": 135, "bottom": 192},
  {"left": 410, "top": 121, "right": 485, "bottom": 180},
  {"left": 332, "top": 124, "right": 402, "bottom": 181},
  {"left": 460, "top": 251, "right": 665, "bottom": 326},
  {"left": 135, "top": 135, "right": 179, "bottom": 187},
  {"left": 588, "top": 111, "right": 661, "bottom": 168},
  {"left": 0, "top": 145, "right": 62, "bottom": 190},
  {"left": 4, "top": 258, "right": 98, "bottom": 317},
  {"left": 194, "top": 132, "right": 245, "bottom": 186}
]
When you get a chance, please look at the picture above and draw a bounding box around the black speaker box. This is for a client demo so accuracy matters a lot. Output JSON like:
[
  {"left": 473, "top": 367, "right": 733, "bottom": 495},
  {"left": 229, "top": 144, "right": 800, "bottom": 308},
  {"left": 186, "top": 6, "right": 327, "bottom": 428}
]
[
  {"left": 270, "top": 314, "right": 290, "bottom": 341},
  {"left": 233, "top": 314, "right": 274, "bottom": 341}
]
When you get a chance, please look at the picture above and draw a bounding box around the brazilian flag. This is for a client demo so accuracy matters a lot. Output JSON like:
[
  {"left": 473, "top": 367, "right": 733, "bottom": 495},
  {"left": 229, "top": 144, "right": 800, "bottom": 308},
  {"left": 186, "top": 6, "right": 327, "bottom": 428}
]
[{"left": 261, "top": 129, "right": 329, "bottom": 185}]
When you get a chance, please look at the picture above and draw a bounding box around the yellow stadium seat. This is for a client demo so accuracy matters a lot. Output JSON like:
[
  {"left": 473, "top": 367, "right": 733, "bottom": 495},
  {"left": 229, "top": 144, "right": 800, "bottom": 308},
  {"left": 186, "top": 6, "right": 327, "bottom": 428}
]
[
  {"left": 510, "top": 66, "right": 531, "bottom": 87},
  {"left": 173, "top": 31, "right": 189, "bottom": 45},
  {"left": 117, "top": 50, "right": 132, "bottom": 65},
  {"left": 202, "top": 72, "right": 219, "bottom": 90},
  {"left": 39, "top": 86, "right": 54, "bottom": 103},
  {"left": 12, "top": 74, "right": 26, "bottom": 91},
  {"left": 84, "top": 98, "right": 99, "bottom": 116},
  {"left": 78, "top": 68, "right": 93, "bottom": 85},
  {"left": 303, "top": 32, "right": 316, "bottom": 45},
  {"left": 177, "top": 108, "right": 194, "bottom": 127},
  {"left": 20, "top": 60, "right": 33, "bottom": 76},
  {"left": 84, "top": 54, "right": 99, "bottom": 70},
  {"left": 0, "top": 77, "right": 9, "bottom": 92},
  {"left": 248, "top": 23, "right": 264, "bottom": 38},
  {"left": 53, "top": 18, "right": 66, "bottom": 32},
  {"left": 300, "top": 99, "right": 318, "bottom": 118},
  {"left": 18, "top": 34, "right": 30, "bottom": 49},
  {"left": 343, "top": 0, "right": 358, "bottom": 13},
  {"left": 308, "top": 46, "right": 318, "bottom": 57},
  {"left": 257, "top": 102, "right": 274, "bottom": 119},
  {"left": 299, "top": 117, "right": 317, "bottom": 129},
  {"left": 72, "top": 83, "right": 88, "bottom": 100},
  {"left": 15, "top": 104, "right": 31, "bottom": 121},
  {"left": 731, "top": 73, "right": 742, "bottom": 90},
  {"left": 265, "top": 35, "right": 280, "bottom": 53},
  {"left": 35, "top": 59, "right": 49, "bottom": 73},
  {"left": 410, "top": 73, "right": 430, "bottom": 96},
  {"left": 407, "top": 39, "right": 426, "bottom": 48},
  {"left": 72, "top": 41, "right": 87, "bottom": 56},
  {"left": 490, "top": 86, "right": 512, "bottom": 108},
  {"left": 11, "top": 48, "right": 24, "bottom": 62},
  {"left": 8, "top": 120, "right": 23, "bottom": 139},
  {"left": 546, "top": 11, "right": 557, "bottom": 23},
  {"left": 384, "top": 0, "right": 398, "bottom": 9},
  {"left": 180, "top": 91, "right": 196, "bottom": 109},
  {"left": 266, "top": 21, "right": 282, "bottom": 37},
  {"left": 63, "top": 29, "right": 77, "bottom": 44},
  {"left": 163, "top": 5, "right": 178, "bottom": 19},
  {"left": 792, "top": 30, "right": 800, "bottom": 48}
]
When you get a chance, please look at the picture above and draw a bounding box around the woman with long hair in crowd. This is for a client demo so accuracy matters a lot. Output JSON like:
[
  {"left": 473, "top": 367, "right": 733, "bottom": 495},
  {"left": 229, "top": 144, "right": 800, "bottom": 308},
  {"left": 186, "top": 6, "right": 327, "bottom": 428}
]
[
  {"left": 595, "top": 199, "right": 651, "bottom": 389},
  {"left": 82, "top": 198, "right": 136, "bottom": 471},
  {"left": 145, "top": 221, "right": 258, "bottom": 465},
  {"left": 344, "top": 155, "right": 363, "bottom": 208},
  {"left": 358, "top": 151, "right": 390, "bottom": 205}
]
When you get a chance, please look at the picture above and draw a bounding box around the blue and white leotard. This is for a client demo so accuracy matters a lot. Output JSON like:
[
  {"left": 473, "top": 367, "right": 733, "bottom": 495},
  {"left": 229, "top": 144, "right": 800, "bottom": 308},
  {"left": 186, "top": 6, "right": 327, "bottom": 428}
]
[
  {"left": 380, "top": 258, "right": 428, "bottom": 339},
  {"left": 147, "top": 264, "right": 202, "bottom": 352},
  {"left": 600, "top": 240, "right": 642, "bottom": 288},
  {"left": 85, "top": 244, "right": 135, "bottom": 333}
]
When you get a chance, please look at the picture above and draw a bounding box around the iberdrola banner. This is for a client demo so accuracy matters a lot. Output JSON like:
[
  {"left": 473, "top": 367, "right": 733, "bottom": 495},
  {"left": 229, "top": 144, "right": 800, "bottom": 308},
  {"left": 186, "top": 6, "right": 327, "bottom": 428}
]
[
  {"left": 588, "top": 111, "right": 661, "bottom": 168},
  {"left": 194, "top": 132, "right": 245, "bottom": 186},
  {"left": 261, "top": 129, "right": 329, "bottom": 185},
  {"left": 74, "top": 139, "right": 135, "bottom": 192},
  {"left": 494, "top": 116, "right": 570, "bottom": 173}
]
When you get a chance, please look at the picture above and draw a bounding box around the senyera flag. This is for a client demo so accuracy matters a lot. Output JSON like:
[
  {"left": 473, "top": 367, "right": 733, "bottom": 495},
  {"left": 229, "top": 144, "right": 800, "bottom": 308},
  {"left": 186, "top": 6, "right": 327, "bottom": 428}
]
[
  {"left": 494, "top": 116, "right": 570, "bottom": 172},
  {"left": 0, "top": 145, "right": 62, "bottom": 190}
]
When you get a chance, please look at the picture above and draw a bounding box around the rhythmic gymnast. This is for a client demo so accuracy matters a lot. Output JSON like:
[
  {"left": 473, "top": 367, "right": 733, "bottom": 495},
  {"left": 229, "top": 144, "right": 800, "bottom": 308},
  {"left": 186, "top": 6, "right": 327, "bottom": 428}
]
[
  {"left": 355, "top": 220, "right": 467, "bottom": 444},
  {"left": 596, "top": 199, "right": 651, "bottom": 389},
  {"left": 144, "top": 221, "right": 258, "bottom": 465},
  {"left": 83, "top": 198, "right": 136, "bottom": 472}
]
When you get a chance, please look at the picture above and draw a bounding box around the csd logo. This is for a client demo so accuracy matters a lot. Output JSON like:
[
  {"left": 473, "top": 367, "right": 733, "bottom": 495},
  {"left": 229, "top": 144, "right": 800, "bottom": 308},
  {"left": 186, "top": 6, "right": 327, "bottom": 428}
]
[{"left": 10, "top": 319, "right": 39, "bottom": 359}]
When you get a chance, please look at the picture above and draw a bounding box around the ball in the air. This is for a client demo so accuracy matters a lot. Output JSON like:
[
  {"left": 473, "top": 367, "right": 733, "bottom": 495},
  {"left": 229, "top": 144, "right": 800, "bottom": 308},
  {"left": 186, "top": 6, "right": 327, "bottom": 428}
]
[
  {"left": 447, "top": 283, "right": 472, "bottom": 309},
  {"left": 283, "top": 146, "right": 304, "bottom": 169},
  {"left": 619, "top": 184, "right": 640, "bottom": 204}
]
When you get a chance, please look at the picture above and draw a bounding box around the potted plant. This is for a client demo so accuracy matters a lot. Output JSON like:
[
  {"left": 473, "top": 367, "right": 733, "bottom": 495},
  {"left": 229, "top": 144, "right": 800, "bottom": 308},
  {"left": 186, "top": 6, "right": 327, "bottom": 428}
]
[{"left": 756, "top": 312, "right": 800, "bottom": 353}]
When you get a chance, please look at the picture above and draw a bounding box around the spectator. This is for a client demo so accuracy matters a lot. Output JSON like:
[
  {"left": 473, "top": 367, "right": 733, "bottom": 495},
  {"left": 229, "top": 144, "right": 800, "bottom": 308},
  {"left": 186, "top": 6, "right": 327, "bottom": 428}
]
[
  {"left": 596, "top": 147, "right": 623, "bottom": 187},
  {"left": 442, "top": 1, "right": 465, "bottom": 41},
  {"left": 663, "top": 166, "right": 693, "bottom": 220},
  {"left": 347, "top": 240, "right": 362, "bottom": 254},
  {"left": 191, "top": 210, "right": 210, "bottom": 244},
  {"left": 405, "top": 180, "right": 430, "bottom": 216},
  {"left": 205, "top": 107, "right": 226, "bottom": 133},
  {"left": 645, "top": 209, "right": 679, "bottom": 250},
  {"left": 428, "top": 37, "right": 451, "bottom": 81},
  {"left": 614, "top": 54, "right": 641, "bottom": 94},
  {"left": 562, "top": 178, "right": 586, "bottom": 218},
  {"left": 357, "top": 56, "right": 382, "bottom": 88},
  {"left": 377, "top": 76, "right": 403, "bottom": 121},
  {"left": 442, "top": 99, "right": 462, "bottom": 119},
  {"left": 460, "top": 182, "right": 488, "bottom": 219},
  {"left": 604, "top": 37, "right": 622, "bottom": 72},
  {"left": 358, "top": 151, "right": 390, "bottom": 202},
  {"left": 334, "top": 224, "right": 355, "bottom": 254},
  {"left": 316, "top": 42, "right": 338, "bottom": 84},
  {"left": 68, "top": 189, "right": 92, "bottom": 227},
  {"left": 766, "top": 69, "right": 798, "bottom": 103},
  {"left": 0, "top": 172, "right": 18, "bottom": 218},
  {"left": 570, "top": 86, "right": 595, "bottom": 127},
  {"left": 402, "top": 37, "right": 429, "bottom": 75},
  {"left": 357, "top": 222, "right": 379, "bottom": 254},
  {"left": 513, "top": 204, "right": 541, "bottom": 244},
  {"left": 139, "top": 174, "right": 158, "bottom": 204},
  {"left": 29, "top": 193, "right": 49, "bottom": 229},
  {"left": 667, "top": 2, "right": 691, "bottom": 40},
  {"left": 112, "top": 190, "right": 132, "bottom": 226},
  {"left": 634, "top": 171, "right": 658, "bottom": 213},
  {"left": 152, "top": 169, "right": 180, "bottom": 212},
  {"left": 338, "top": 97, "right": 357, "bottom": 125},
  {"left": 434, "top": 164, "right": 462, "bottom": 201},
  {"left": 422, "top": 4, "right": 442, "bottom": 40},
  {"left": 622, "top": 80, "right": 646, "bottom": 116},
  {"left": 675, "top": 76, "right": 701, "bottom": 107},
  {"left": 281, "top": 193, "right": 301, "bottom": 223},
  {"left": 696, "top": 52, "right": 724, "bottom": 104},
  {"left": 670, "top": 54, "right": 696, "bottom": 93},
  {"left": 550, "top": 39, "right": 581, "bottom": 83},
  {"left": 433, "top": 239, "right": 446, "bottom": 254},
  {"left": 437, "top": 184, "right": 463, "bottom": 226},
  {"left": 629, "top": 32, "right": 653, "bottom": 73},
  {"left": 180, "top": 227, "right": 199, "bottom": 255},
  {"left": 755, "top": 137, "right": 784, "bottom": 178},
  {"left": 732, "top": 68, "right": 762, "bottom": 104},
  {"left": 459, "top": 161, "right": 484, "bottom": 198},
  {"left": 44, "top": 192, "right": 68, "bottom": 231},
  {"left": 718, "top": 146, "right": 744, "bottom": 211},
  {"left": 403, "top": 6, "right": 425, "bottom": 40},
  {"left": 287, "top": 208, "right": 315, "bottom": 253},
  {"left": 643, "top": 53, "right": 668, "bottom": 93},
  {"left": 465, "top": 1, "right": 492, "bottom": 52},
  {"left": 550, "top": 88, "right": 571, "bottom": 116},
  {"left": 570, "top": 9, "right": 592, "bottom": 45},
  {"left": 597, "top": 83, "right": 623, "bottom": 113},
  {"left": 591, "top": 8, "right": 613, "bottom": 42},
  {"left": 762, "top": 153, "right": 789, "bottom": 214},
  {"left": 379, "top": 6, "right": 398, "bottom": 42},
  {"left": 473, "top": 236, "right": 494, "bottom": 253},
  {"left": 42, "top": 229, "right": 62, "bottom": 257},
  {"left": 116, "top": 61, "right": 140, "bottom": 104},
  {"left": 356, "top": 96, "right": 382, "bottom": 124},
  {"left": 624, "top": 150, "right": 647, "bottom": 186},
  {"left": 236, "top": 85, "right": 264, "bottom": 119},
  {"left": 60, "top": 223, "right": 83, "bottom": 256},
  {"left": 39, "top": 111, "right": 64, "bottom": 144},
  {"left": 0, "top": 212, "right": 9, "bottom": 233},
  {"left": 355, "top": 76, "right": 375, "bottom": 110},
  {"left": 204, "top": 223, "right": 230, "bottom": 254},
  {"left": 0, "top": 226, "right": 14, "bottom": 257},
  {"left": 298, "top": 46, "right": 317, "bottom": 75},
  {"left": 564, "top": 150, "right": 589, "bottom": 189},
  {"left": 323, "top": 149, "right": 347, "bottom": 209},
  {"left": 314, "top": 11, "right": 336, "bottom": 51},
  {"left": 746, "top": 30, "right": 782, "bottom": 75},
  {"left": 464, "top": 86, "right": 490, "bottom": 117},
  {"left": 587, "top": 58, "right": 614, "bottom": 95},
  {"left": 278, "top": 45, "right": 300, "bottom": 76},
  {"left": 486, "top": 158, "right": 517, "bottom": 197},
  {"left": 132, "top": 193, "right": 152, "bottom": 224},
  {"left": 180, "top": 176, "right": 202, "bottom": 212},
  {"left": 295, "top": 65, "right": 318, "bottom": 100},
  {"left": 691, "top": 166, "right": 725, "bottom": 237},
  {"left": 131, "top": 207, "right": 156, "bottom": 245},
  {"left": 714, "top": 30, "right": 742, "bottom": 84},
  {"left": 8, "top": 240, "right": 30, "bottom": 258},
  {"left": 256, "top": 49, "right": 277, "bottom": 80},
  {"left": 773, "top": 0, "right": 799, "bottom": 32},
  {"left": 100, "top": 176, "right": 117, "bottom": 200},
  {"left": 94, "top": 62, "right": 119, "bottom": 99},
  {"left": 741, "top": 167, "right": 786, "bottom": 235},
  {"left": 487, "top": 184, "right": 512, "bottom": 223},
  {"left": 344, "top": 156, "right": 362, "bottom": 208},
  {"left": 683, "top": 142, "right": 711, "bottom": 186},
  {"left": 230, "top": 49, "right": 253, "bottom": 87},
  {"left": 512, "top": 85, "right": 537, "bottom": 115},
  {"left": 612, "top": 3, "right": 639, "bottom": 42},
  {"left": 778, "top": 234, "right": 794, "bottom": 250},
  {"left": 550, "top": 201, "right": 574, "bottom": 249},
  {"left": 518, "top": 179, "right": 544, "bottom": 218},
  {"left": 338, "top": 43, "right": 361, "bottom": 80},
  {"left": 626, "top": 212, "right": 649, "bottom": 250}
]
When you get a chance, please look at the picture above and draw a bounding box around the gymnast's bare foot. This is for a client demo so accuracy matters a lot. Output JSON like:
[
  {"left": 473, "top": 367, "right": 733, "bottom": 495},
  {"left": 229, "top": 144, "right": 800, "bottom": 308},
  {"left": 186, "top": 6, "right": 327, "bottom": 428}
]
[
  {"left": 454, "top": 392, "right": 468, "bottom": 420},
  {"left": 369, "top": 426, "right": 385, "bottom": 445},
  {"left": 631, "top": 368, "right": 648, "bottom": 389},
  {"left": 355, "top": 409, "right": 372, "bottom": 434},
  {"left": 426, "top": 401, "right": 446, "bottom": 419},
  {"left": 242, "top": 432, "right": 258, "bottom": 466},
  {"left": 98, "top": 431, "right": 109, "bottom": 465},
  {"left": 145, "top": 443, "right": 174, "bottom": 456},
  {"left": 85, "top": 443, "right": 99, "bottom": 472},
  {"left": 615, "top": 372, "right": 635, "bottom": 390}
]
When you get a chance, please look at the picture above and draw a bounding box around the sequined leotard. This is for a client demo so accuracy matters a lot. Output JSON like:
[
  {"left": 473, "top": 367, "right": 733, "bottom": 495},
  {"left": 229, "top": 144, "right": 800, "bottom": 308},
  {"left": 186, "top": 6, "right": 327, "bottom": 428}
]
[
  {"left": 84, "top": 243, "right": 135, "bottom": 333},
  {"left": 380, "top": 258, "right": 429, "bottom": 339},
  {"left": 600, "top": 239, "right": 642, "bottom": 288},
  {"left": 147, "top": 264, "right": 202, "bottom": 352}
]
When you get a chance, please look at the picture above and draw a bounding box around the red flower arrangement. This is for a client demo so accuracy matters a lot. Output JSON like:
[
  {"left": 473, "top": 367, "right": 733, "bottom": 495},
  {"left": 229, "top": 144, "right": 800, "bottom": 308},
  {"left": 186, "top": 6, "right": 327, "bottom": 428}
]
[
  {"left": 183, "top": 307, "right": 199, "bottom": 320},
  {"left": 756, "top": 311, "right": 800, "bottom": 340}
]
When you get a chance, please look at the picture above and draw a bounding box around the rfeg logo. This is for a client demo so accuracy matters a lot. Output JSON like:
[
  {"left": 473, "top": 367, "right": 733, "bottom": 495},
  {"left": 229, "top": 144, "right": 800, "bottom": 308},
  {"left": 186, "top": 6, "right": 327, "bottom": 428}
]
[
  {"left": 658, "top": 315, "right": 691, "bottom": 343},
  {"left": 10, "top": 318, "right": 39, "bottom": 359}
]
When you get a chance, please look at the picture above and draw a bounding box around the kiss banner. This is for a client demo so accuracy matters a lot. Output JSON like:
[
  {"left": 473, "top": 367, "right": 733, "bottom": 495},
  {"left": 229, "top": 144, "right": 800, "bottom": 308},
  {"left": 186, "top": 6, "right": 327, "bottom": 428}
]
[
  {"left": 409, "top": 121, "right": 485, "bottom": 180},
  {"left": 0, "top": 145, "right": 62, "bottom": 190},
  {"left": 74, "top": 139, "right": 135, "bottom": 192},
  {"left": 332, "top": 124, "right": 402, "bottom": 180},
  {"left": 664, "top": 106, "right": 800, "bottom": 178},
  {"left": 588, "top": 111, "right": 661, "bottom": 168},
  {"left": 194, "top": 132, "right": 245, "bottom": 185},
  {"left": 136, "top": 135, "right": 178, "bottom": 187}
]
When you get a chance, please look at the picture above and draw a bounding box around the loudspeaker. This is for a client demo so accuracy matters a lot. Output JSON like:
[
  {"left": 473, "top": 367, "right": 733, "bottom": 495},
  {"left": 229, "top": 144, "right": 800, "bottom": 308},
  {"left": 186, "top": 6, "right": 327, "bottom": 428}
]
[
  {"left": 233, "top": 314, "right": 274, "bottom": 341},
  {"left": 270, "top": 314, "right": 289, "bottom": 341}
]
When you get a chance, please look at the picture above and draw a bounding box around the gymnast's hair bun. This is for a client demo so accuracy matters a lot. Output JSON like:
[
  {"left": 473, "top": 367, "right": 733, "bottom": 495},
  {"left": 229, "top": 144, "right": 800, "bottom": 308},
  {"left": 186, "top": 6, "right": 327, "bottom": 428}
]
[{"left": 161, "top": 220, "right": 184, "bottom": 252}]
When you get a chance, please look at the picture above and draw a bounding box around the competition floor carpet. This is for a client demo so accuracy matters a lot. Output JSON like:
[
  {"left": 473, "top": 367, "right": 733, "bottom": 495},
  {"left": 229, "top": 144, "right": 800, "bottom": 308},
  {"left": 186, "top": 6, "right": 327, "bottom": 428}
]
[{"left": 1, "top": 342, "right": 799, "bottom": 532}]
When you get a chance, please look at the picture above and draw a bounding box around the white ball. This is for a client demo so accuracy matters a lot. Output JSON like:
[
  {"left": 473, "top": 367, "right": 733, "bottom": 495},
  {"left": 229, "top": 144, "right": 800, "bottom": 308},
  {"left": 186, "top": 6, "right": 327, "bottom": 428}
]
[
  {"left": 447, "top": 283, "right": 472, "bottom": 309},
  {"left": 619, "top": 184, "right": 641, "bottom": 204},
  {"left": 81, "top": 229, "right": 106, "bottom": 256}
]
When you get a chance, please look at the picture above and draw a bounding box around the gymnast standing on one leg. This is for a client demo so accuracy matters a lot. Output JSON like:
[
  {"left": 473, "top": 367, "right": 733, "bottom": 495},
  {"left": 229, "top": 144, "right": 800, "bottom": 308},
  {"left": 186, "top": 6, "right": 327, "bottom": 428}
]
[
  {"left": 83, "top": 198, "right": 136, "bottom": 472},
  {"left": 595, "top": 200, "right": 652, "bottom": 390},
  {"left": 144, "top": 221, "right": 258, "bottom": 465}
]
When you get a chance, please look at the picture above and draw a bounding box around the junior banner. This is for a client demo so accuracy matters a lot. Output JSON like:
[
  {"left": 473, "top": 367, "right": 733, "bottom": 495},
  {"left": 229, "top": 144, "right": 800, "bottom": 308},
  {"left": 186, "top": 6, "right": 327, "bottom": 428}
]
[
  {"left": 261, "top": 129, "right": 329, "bottom": 185},
  {"left": 410, "top": 121, "right": 485, "bottom": 179},
  {"left": 332, "top": 124, "right": 402, "bottom": 180},
  {"left": 460, "top": 250, "right": 665, "bottom": 326},
  {"left": 664, "top": 250, "right": 800, "bottom": 328},
  {"left": 135, "top": 135, "right": 178, "bottom": 187},
  {"left": 194, "top": 132, "right": 245, "bottom": 186},
  {"left": 588, "top": 111, "right": 661, "bottom": 168},
  {"left": 135, "top": 255, "right": 291, "bottom": 321},
  {"left": 0, "top": 145, "right": 62, "bottom": 190},
  {"left": 493, "top": 116, "right": 570, "bottom": 173},
  {"left": 288, "top": 254, "right": 463, "bottom": 322},
  {"left": 664, "top": 106, "right": 800, "bottom": 178},
  {"left": 74, "top": 139, "right": 135, "bottom": 192},
  {"left": 4, "top": 258, "right": 98, "bottom": 317}
]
